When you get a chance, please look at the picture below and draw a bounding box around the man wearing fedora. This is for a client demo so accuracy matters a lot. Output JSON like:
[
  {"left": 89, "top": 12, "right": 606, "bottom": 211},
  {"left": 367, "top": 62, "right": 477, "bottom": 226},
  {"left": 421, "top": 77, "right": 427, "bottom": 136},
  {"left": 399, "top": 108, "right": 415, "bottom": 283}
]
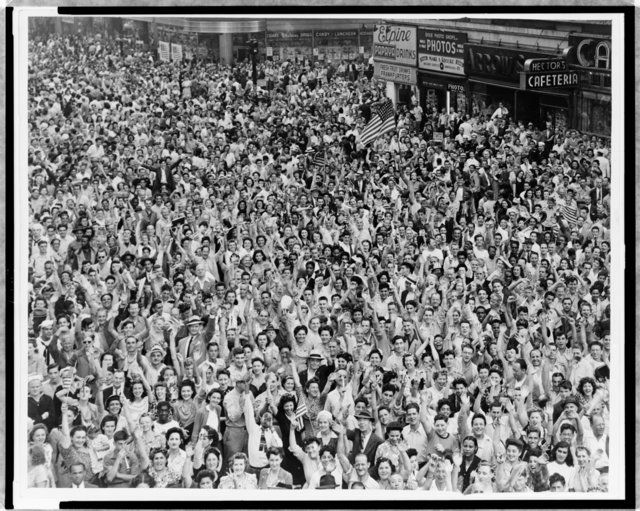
[
  {"left": 343, "top": 409, "right": 382, "bottom": 467},
  {"left": 177, "top": 315, "right": 208, "bottom": 361},
  {"left": 298, "top": 350, "right": 330, "bottom": 391}
]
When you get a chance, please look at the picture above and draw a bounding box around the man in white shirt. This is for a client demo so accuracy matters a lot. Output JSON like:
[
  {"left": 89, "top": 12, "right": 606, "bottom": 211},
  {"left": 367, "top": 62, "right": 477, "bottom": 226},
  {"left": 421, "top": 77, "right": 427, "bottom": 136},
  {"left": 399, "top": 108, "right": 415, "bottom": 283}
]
[
  {"left": 243, "top": 391, "right": 283, "bottom": 471},
  {"left": 402, "top": 403, "right": 428, "bottom": 463},
  {"left": 491, "top": 102, "right": 509, "bottom": 120}
]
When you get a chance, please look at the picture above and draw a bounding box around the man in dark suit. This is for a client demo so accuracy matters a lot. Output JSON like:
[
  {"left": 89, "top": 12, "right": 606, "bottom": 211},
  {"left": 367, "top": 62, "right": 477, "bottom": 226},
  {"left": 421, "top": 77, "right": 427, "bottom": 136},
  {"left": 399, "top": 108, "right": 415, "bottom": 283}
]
[
  {"left": 66, "top": 461, "right": 99, "bottom": 488},
  {"left": 298, "top": 350, "right": 330, "bottom": 392},
  {"left": 28, "top": 376, "right": 56, "bottom": 431},
  {"left": 101, "top": 369, "right": 132, "bottom": 403},
  {"left": 589, "top": 176, "right": 609, "bottom": 220},
  {"left": 346, "top": 410, "right": 383, "bottom": 466}
]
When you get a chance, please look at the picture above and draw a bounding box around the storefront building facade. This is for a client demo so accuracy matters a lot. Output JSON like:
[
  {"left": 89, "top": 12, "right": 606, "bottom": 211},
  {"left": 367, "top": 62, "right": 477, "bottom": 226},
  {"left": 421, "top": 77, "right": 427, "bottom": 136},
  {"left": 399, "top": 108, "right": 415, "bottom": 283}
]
[
  {"left": 380, "top": 18, "right": 611, "bottom": 137},
  {"left": 565, "top": 34, "right": 612, "bottom": 137},
  {"left": 417, "top": 28, "right": 468, "bottom": 115},
  {"left": 372, "top": 23, "right": 418, "bottom": 106},
  {"left": 464, "top": 43, "right": 572, "bottom": 129}
]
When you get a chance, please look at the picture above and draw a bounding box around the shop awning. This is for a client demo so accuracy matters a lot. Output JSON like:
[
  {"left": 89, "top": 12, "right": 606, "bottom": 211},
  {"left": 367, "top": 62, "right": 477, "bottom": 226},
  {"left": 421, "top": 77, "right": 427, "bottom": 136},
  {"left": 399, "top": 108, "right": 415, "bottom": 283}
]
[
  {"left": 419, "top": 71, "right": 467, "bottom": 92},
  {"left": 468, "top": 76, "right": 521, "bottom": 90},
  {"left": 469, "top": 76, "right": 571, "bottom": 97}
]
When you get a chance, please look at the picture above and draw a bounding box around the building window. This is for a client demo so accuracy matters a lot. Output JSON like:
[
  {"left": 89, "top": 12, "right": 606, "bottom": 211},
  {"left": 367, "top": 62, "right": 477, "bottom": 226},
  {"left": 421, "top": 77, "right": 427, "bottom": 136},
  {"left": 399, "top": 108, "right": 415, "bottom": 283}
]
[
  {"left": 576, "top": 94, "right": 611, "bottom": 137},
  {"left": 595, "top": 41, "right": 610, "bottom": 69}
]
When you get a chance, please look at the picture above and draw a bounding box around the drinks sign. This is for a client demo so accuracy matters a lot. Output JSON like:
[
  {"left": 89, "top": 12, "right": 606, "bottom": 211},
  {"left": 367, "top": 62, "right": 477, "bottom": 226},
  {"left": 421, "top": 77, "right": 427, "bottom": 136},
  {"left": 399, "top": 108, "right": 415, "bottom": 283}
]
[
  {"left": 373, "top": 24, "right": 417, "bottom": 67},
  {"left": 373, "top": 62, "right": 417, "bottom": 85}
]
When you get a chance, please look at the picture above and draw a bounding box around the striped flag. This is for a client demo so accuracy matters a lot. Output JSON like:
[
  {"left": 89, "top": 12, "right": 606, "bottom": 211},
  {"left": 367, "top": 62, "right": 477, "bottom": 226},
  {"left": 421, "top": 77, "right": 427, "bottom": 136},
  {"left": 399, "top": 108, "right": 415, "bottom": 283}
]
[
  {"left": 312, "top": 150, "right": 326, "bottom": 168},
  {"left": 294, "top": 396, "right": 308, "bottom": 429},
  {"left": 360, "top": 98, "right": 396, "bottom": 146},
  {"left": 561, "top": 202, "right": 578, "bottom": 226}
]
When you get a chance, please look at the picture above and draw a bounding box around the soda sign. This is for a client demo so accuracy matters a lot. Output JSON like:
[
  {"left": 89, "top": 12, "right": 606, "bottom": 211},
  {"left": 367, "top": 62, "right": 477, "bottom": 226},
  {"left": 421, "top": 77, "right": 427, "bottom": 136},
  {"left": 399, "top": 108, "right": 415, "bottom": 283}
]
[{"left": 373, "top": 24, "right": 417, "bottom": 67}]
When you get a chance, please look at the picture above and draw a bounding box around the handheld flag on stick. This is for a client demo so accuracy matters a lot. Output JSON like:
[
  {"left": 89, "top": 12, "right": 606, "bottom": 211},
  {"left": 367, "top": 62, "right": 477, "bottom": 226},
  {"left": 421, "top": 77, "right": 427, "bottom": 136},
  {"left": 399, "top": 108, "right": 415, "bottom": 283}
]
[
  {"left": 295, "top": 396, "right": 308, "bottom": 430},
  {"left": 360, "top": 98, "right": 396, "bottom": 147},
  {"left": 312, "top": 149, "right": 327, "bottom": 168}
]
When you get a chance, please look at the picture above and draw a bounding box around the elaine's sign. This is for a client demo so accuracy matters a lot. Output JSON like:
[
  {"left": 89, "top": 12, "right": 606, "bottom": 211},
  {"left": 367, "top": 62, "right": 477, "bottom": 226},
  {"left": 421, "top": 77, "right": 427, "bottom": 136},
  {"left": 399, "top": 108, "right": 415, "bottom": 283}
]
[
  {"left": 373, "top": 24, "right": 417, "bottom": 67},
  {"left": 417, "top": 29, "right": 467, "bottom": 75},
  {"left": 520, "top": 70, "right": 579, "bottom": 90}
]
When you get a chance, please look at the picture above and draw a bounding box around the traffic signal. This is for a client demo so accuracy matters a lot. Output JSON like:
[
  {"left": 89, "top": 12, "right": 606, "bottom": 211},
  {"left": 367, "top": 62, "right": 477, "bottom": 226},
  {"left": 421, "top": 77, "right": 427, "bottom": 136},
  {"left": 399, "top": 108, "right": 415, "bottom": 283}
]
[{"left": 248, "top": 38, "right": 259, "bottom": 55}]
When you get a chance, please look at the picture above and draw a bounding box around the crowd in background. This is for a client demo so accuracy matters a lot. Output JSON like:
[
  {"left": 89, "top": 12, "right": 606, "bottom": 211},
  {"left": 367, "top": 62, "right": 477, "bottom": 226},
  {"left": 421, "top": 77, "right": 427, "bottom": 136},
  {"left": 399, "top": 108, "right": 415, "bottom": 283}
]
[{"left": 26, "top": 29, "right": 612, "bottom": 493}]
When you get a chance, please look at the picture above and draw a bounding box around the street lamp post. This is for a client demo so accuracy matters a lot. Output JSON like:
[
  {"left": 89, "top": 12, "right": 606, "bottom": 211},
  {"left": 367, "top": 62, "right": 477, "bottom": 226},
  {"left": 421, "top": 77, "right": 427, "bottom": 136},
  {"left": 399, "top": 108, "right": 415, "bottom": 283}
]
[{"left": 248, "top": 38, "right": 259, "bottom": 89}]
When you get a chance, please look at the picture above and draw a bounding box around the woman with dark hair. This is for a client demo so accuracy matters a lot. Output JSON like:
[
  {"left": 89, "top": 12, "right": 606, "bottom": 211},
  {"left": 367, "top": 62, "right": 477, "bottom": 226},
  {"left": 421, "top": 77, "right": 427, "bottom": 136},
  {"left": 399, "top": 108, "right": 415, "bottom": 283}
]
[
  {"left": 547, "top": 440, "right": 575, "bottom": 483},
  {"left": 184, "top": 443, "right": 223, "bottom": 488},
  {"left": 276, "top": 394, "right": 305, "bottom": 487},
  {"left": 576, "top": 376, "right": 601, "bottom": 412},
  {"left": 135, "top": 444, "right": 183, "bottom": 488},
  {"left": 191, "top": 388, "right": 222, "bottom": 446},
  {"left": 373, "top": 456, "right": 397, "bottom": 489},
  {"left": 218, "top": 452, "right": 258, "bottom": 489},
  {"left": 172, "top": 380, "right": 198, "bottom": 437},
  {"left": 190, "top": 425, "right": 220, "bottom": 468},
  {"left": 165, "top": 426, "right": 188, "bottom": 476},
  {"left": 29, "top": 423, "right": 53, "bottom": 474},
  {"left": 455, "top": 436, "right": 481, "bottom": 492}
]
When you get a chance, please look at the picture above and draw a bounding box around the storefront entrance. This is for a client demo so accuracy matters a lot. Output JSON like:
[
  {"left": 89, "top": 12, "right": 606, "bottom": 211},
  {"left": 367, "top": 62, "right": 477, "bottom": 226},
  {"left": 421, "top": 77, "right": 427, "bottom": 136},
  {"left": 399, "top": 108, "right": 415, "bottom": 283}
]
[{"left": 418, "top": 72, "right": 468, "bottom": 116}]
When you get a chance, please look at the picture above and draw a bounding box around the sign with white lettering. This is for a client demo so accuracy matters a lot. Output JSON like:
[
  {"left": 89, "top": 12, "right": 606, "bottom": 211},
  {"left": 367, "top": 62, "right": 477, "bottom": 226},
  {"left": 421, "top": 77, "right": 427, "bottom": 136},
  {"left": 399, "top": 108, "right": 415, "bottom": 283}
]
[
  {"left": 171, "top": 43, "right": 183, "bottom": 62},
  {"left": 567, "top": 36, "right": 611, "bottom": 70},
  {"left": 420, "top": 73, "right": 466, "bottom": 93},
  {"left": 158, "top": 41, "right": 170, "bottom": 62},
  {"left": 374, "top": 62, "right": 417, "bottom": 85},
  {"left": 418, "top": 29, "right": 467, "bottom": 75},
  {"left": 524, "top": 58, "right": 567, "bottom": 73},
  {"left": 465, "top": 44, "right": 556, "bottom": 82},
  {"left": 373, "top": 24, "right": 417, "bottom": 67},
  {"left": 520, "top": 70, "right": 579, "bottom": 90}
]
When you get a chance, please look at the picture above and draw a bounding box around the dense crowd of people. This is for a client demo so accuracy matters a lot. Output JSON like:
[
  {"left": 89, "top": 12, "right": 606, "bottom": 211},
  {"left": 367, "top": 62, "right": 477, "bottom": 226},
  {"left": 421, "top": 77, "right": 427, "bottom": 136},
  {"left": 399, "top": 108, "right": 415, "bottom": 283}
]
[{"left": 26, "top": 28, "right": 612, "bottom": 493}]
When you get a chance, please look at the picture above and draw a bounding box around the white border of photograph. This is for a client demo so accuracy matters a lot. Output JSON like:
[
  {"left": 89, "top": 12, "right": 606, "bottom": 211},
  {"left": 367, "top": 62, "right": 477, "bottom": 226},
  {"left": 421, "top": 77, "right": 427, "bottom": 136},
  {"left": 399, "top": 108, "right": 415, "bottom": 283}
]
[{"left": 12, "top": 8, "right": 626, "bottom": 508}]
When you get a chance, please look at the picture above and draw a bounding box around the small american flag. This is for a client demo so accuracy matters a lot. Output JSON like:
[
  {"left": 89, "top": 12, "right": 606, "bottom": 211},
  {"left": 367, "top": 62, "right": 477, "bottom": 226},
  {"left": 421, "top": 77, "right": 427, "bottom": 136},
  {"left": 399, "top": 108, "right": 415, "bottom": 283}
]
[
  {"left": 294, "top": 396, "right": 308, "bottom": 429},
  {"left": 561, "top": 202, "right": 578, "bottom": 226},
  {"left": 312, "top": 150, "right": 327, "bottom": 168},
  {"left": 360, "top": 98, "right": 396, "bottom": 146}
]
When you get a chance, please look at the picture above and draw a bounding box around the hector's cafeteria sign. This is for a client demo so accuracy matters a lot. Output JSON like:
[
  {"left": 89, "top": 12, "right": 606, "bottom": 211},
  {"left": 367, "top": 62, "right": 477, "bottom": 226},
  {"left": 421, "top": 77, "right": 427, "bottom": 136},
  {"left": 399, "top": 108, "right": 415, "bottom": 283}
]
[
  {"left": 521, "top": 70, "right": 579, "bottom": 90},
  {"left": 418, "top": 29, "right": 467, "bottom": 75},
  {"left": 373, "top": 24, "right": 417, "bottom": 67}
]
